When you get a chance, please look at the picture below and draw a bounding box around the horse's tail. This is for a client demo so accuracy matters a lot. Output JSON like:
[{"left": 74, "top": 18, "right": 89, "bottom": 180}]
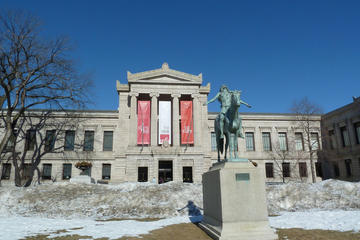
[{"left": 215, "top": 115, "right": 224, "bottom": 154}]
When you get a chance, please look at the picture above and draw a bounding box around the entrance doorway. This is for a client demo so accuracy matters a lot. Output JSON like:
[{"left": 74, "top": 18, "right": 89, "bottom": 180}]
[
  {"left": 158, "top": 161, "right": 173, "bottom": 184},
  {"left": 183, "top": 167, "right": 193, "bottom": 183}
]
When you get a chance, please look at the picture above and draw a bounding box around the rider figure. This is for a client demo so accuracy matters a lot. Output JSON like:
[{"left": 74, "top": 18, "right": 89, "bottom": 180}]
[{"left": 207, "top": 85, "right": 232, "bottom": 139}]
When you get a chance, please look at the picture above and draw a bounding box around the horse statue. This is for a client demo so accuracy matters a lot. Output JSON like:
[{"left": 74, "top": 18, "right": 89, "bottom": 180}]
[{"left": 214, "top": 90, "right": 253, "bottom": 162}]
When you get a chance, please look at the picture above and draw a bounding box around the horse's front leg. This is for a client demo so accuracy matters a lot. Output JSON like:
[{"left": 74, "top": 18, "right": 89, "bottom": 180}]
[
  {"left": 217, "top": 148, "right": 220, "bottom": 162},
  {"left": 224, "top": 132, "right": 229, "bottom": 160},
  {"left": 228, "top": 133, "right": 234, "bottom": 160},
  {"left": 234, "top": 131, "right": 239, "bottom": 159}
]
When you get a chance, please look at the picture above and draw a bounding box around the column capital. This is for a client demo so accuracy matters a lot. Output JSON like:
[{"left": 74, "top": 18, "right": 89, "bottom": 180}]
[
  {"left": 130, "top": 92, "right": 139, "bottom": 97},
  {"left": 171, "top": 93, "right": 181, "bottom": 99},
  {"left": 191, "top": 93, "right": 200, "bottom": 98},
  {"left": 150, "top": 92, "right": 159, "bottom": 98}
]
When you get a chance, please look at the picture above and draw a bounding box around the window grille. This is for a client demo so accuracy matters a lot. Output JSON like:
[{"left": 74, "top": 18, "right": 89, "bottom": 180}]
[
  {"left": 102, "top": 164, "right": 111, "bottom": 180},
  {"left": 245, "top": 132, "right": 255, "bottom": 151},
  {"left": 103, "top": 131, "right": 113, "bottom": 151},
  {"left": 64, "top": 131, "right": 75, "bottom": 151},
  {"left": 278, "top": 132, "right": 287, "bottom": 151},
  {"left": 262, "top": 132, "right": 271, "bottom": 151},
  {"left": 84, "top": 131, "right": 95, "bottom": 151}
]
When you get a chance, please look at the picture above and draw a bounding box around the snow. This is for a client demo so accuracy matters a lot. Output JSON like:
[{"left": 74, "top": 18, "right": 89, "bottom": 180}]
[
  {"left": 266, "top": 179, "right": 360, "bottom": 215},
  {"left": 0, "top": 216, "right": 190, "bottom": 240},
  {"left": 0, "top": 179, "right": 359, "bottom": 239},
  {"left": 269, "top": 210, "right": 360, "bottom": 232},
  {"left": 1, "top": 211, "right": 359, "bottom": 240},
  {"left": 0, "top": 181, "right": 203, "bottom": 219}
]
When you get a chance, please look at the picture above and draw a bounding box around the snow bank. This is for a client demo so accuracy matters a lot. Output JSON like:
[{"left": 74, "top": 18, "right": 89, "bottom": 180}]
[
  {"left": 0, "top": 181, "right": 202, "bottom": 219},
  {"left": 0, "top": 179, "right": 359, "bottom": 218},
  {"left": 266, "top": 179, "right": 360, "bottom": 215}
]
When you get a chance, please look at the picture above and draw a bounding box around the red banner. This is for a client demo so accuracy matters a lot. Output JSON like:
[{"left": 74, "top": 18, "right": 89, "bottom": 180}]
[
  {"left": 181, "top": 101, "right": 194, "bottom": 144},
  {"left": 137, "top": 100, "right": 150, "bottom": 145}
]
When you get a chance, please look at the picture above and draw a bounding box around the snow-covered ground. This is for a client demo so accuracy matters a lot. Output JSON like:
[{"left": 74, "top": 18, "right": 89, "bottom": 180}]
[
  {"left": 1, "top": 210, "right": 359, "bottom": 240},
  {"left": 0, "top": 215, "right": 190, "bottom": 240},
  {"left": 0, "top": 179, "right": 359, "bottom": 239}
]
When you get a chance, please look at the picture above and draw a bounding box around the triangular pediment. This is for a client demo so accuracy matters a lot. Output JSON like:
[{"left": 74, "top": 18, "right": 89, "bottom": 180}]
[{"left": 127, "top": 63, "right": 202, "bottom": 85}]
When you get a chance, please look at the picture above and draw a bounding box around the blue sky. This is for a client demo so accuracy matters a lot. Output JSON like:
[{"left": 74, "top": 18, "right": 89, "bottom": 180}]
[{"left": 2, "top": 0, "right": 360, "bottom": 113}]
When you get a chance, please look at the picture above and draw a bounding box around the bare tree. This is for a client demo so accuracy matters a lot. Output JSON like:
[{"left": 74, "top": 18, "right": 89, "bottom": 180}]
[
  {"left": 0, "top": 10, "right": 91, "bottom": 159},
  {"left": 0, "top": 10, "right": 92, "bottom": 186},
  {"left": 290, "top": 97, "right": 323, "bottom": 183},
  {"left": 268, "top": 139, "right": 308, "bottom": 183},
  {"left": 9, "top": 110, "right": 85, "bottom": 187}
]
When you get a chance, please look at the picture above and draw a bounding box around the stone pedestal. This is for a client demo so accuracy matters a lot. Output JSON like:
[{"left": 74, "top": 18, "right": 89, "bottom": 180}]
[
  {"left": 70, "top": 175, "right": 95, "bottom": 184},
  {"left": 199, "top": 161, "right": 277, "bottom": 240}
]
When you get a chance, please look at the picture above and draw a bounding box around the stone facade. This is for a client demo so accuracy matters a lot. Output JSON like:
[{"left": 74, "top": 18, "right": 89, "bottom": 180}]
[
  {"left": 0, "top": 64, "right": 322, "bottom": 184},
  {"left": 320, "top": 97, "right": 360, "bottom": 181}
]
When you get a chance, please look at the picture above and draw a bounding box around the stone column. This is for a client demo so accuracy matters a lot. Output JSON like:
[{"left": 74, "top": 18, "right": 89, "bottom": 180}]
[
  {"left": 150, "top": 93, "right": 159, "bottom": 146},
  {"left": 172, "top": 94, "right": 181, "bottom": 146},
  {"left": 192, "top": 93, "right": 201, "bottom": 147},
  {"left": 130, "top": 92, "right": 139, "bottom": 146}
]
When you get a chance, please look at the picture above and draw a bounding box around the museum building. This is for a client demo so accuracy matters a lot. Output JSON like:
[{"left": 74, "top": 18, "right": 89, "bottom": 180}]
[
  {"left": 320, "top": 96, "right": 360, "bottom": 181},
  {"left": 0, "top": 63, "right": 323, "bottom": 184}
]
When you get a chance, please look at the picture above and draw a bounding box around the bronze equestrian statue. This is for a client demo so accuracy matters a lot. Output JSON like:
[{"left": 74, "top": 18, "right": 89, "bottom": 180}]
[{"left": 207, "top": 85, "right": 256, "bottom": 166}]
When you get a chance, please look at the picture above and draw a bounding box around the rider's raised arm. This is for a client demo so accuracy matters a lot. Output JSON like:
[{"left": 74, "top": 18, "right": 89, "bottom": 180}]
[
  {"left": 240, "top": 100, "right": 252, "bottom": 108},
  {"left": 207, "top": 92, "right": 220, "bottom": 105}
]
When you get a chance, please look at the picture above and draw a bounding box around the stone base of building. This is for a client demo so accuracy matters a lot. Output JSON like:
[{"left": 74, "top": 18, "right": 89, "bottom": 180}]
[
  {"left": 200, "top": 161, "right": 277, "bottom": 240},
  {"left": 70, "top": 175, "right": 95, "bottom": 184}
]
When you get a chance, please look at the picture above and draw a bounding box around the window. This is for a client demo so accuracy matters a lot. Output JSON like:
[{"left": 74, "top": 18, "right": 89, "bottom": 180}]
[
  {"left": 299, "top": 162, "right": 307, "bottom": 177},
  {"left": 83, "top": 167, "right": 91, "bottom": 177},
  {"left": 103, "top": 131, "right": 113, "bottom": 151},
  {"left": 42, "top": 164, "right": 52, "bottom": 180},
  {"left": 211, "top": 132, "right": 217, "bottom": 151},
  {"left": 63, "top": 164, "right": 72, "bottom": 179},
  {"left": 262, "top": 132, "right": 271, "bottom": 151},
  {"left": 278, "top": 132, "right": 288, "bottom": 151},
  {"left": 295, "top": 133, "right": 304, "bottom": 151},
  {"left": 64, "top": 130, "right": 75, "bottom": 151},
  {"left": 340, "top": 127, "right": 350, "bottom": 147},
  {"left": 315, "top": 162, "right": 323, "bottom": 178},
  {"left": 25, "top": 130, "right": 36, "bottom": 151},
  {"left": 138, "top": 167, "right": 148, "bottom": 182},
  {"left": 282, "top": 162, "right": 290, "bottom": 177},
  {"left": 45, "top": 130, "right": 56, "bottom": 152},
  {"left": 265, "top": 163, "right": 274, "bottom": 178},
  {"left": 311, "top": 132, "right": 319, "bottom": 150},
  {"left": 1, "top": 163, "right": 11, "bottom": 180},
  {"left": 328, "top": 130, "right": 336, "bottom": 149},
  {"left": 84, "top": 131, "right": 95, "bottom": 151},
  {"left": 354, "top": 122, "right": 360, "bottom": 144},
  {"left": 23, "top": 164, "right": 32, "bottom": 179},
  {"left": 345, "top": 159, "right": 352, "bottom": 177},
  {"left": 5, "top": 133, "right": 16, "bottom": 152},
  {"left": 183, "top": 167, "right": 193, "bottom": 183},
  {"left": 102, "top": 164, "right": 111, "bottom": 180},
  {"left": 245, "top": 132, "right": 255, "bottom": 151},
  {"left": 333, "top": 163, "right": 340, "bottom": 178}
]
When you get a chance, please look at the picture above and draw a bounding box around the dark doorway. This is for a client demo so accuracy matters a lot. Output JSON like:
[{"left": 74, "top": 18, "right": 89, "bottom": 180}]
[
  {"left": 138, "top": 167, "right": 148, "bottom": 182},
  {"left": 158, "top": 161, "right": 172, "bottom": 184},
  {"left": 183, "top": 167, "right": 193, "bottom": 183}
]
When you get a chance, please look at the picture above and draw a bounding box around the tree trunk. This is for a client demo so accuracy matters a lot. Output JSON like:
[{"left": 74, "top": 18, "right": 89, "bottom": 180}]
[
  {"left": 14, "top": 165, "right": 23, "bottom": 187},
  {"left": 310, "top": 152, "right": 316, "bottom": 183}
]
